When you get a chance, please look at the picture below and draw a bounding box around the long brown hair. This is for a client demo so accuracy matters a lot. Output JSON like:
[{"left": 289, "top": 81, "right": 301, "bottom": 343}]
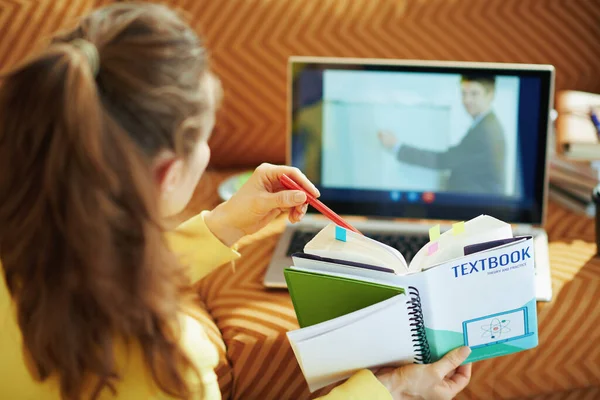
[{"left": 0, "top": 3, "right": 214, "bottom": 399}]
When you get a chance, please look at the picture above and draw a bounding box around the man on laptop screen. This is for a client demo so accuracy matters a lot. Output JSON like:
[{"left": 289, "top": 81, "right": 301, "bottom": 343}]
[
  {"left": 377, "top": 75, "right": 507, "bottom": 196},
  {"left": 309, "top": 69, "right": 521, "bottom": 202}
]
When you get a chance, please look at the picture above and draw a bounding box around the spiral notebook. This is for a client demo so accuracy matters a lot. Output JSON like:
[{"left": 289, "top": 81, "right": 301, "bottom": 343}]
[{"left": 285, "top": 215, "right": 539, "bottom": 392}]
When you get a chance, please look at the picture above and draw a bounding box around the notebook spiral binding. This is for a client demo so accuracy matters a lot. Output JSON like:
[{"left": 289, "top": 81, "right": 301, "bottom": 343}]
[{"left": 407, "top": 286, "right": 432, "bottom": 364}]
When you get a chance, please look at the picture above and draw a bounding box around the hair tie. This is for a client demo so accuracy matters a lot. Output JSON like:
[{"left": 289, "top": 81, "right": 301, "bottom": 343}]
[{"left": 70, "top": 38, "right": 100, "bottom": 77}]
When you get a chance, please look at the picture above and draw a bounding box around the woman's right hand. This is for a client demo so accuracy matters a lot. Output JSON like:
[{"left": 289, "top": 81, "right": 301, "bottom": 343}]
[{"left": 375, "top": 346, "right": 472, "bottom": 400}]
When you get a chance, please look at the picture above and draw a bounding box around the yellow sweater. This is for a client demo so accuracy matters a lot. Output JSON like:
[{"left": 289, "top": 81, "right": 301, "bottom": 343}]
[{"left": 0, "top": 212, "right": 391, "bottom": 399}]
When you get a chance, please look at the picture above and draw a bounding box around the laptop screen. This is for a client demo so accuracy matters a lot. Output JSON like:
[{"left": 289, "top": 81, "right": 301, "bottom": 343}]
[{"left": 289, "top": 58, "right": 553, "bottom": 225}]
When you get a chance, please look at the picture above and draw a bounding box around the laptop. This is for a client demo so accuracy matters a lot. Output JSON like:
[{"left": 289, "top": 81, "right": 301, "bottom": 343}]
[{"left": 264, "top": 56, "right": 554, "bottom": 302}]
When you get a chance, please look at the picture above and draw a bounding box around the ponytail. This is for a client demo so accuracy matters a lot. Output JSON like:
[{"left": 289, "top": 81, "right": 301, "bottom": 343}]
[{"left": 0, "top": 40, "right": 198, "bottom": 399}]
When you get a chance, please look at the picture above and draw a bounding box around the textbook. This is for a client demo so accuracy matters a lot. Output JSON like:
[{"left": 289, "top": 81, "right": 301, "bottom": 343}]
[{"left": 284, "top": 215, "right": 538, "bottom": 392}]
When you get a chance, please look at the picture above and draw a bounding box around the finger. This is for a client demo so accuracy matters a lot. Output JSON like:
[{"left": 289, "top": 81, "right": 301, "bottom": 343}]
[
  {"left": 432, "top": 346, "right": 471, "bottom": 379},
  {"left": 289, "top": 207, "right": 302, "bottom": 223},
  {"left": 446, "top": 363, "right": 472, "bottom": 394},
  {"left": 290, "top": 203, "right": 306, "bottom": 222},
  {"left": 290, "top": 206, "right": 303, "bottom": 223},
  {"left": 284, "top": 168, "right": 320, "bottom": 197},
  {"left": 296, "top": 203, "right": 308, "bottom": 217},
  {"left": 261, "top": 164, "right": 320, "bottom": 197},
  {"left": 292, "top": 205, "right": 307, "bottom": 223},
  {"left": 295, "top": 205, "right": 309, "bottom": 222},
  {"left": 266, "top": 190, "right": 307, "bottom": 211},
  {"left": 263, "top": 208, "right": 282, "bottom": 224},
  {"left": 453, "top": 363, "right": 472, "bottom": 382}
]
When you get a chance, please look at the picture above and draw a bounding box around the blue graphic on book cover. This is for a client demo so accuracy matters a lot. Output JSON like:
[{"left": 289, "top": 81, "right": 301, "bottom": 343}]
[{"left": 462, "top": 307, "right": 535, "bottom": 349}]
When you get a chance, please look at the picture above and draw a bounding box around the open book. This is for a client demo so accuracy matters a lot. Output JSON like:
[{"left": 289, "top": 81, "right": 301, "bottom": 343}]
[{"left": 285, "top": 215, "right": 538, "bottom": 392}]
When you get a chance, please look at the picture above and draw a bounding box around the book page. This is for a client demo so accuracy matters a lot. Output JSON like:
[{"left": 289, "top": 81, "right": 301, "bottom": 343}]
[
  {"left": 304, "top": 223, "right": 409, "bottom": 274},
  {"left": 408, "top": 215, "right": 513, "bottom": 272},
  {"left": 287, "top": 295, "right": 416, "bottom": 392},
  {"left": 291, "top": 254, "right": 428, "bottom": 293}
]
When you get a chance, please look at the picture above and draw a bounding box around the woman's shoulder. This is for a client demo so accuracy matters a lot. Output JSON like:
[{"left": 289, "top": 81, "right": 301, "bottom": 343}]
[
  {"left": 178, "top": 313, "right": 220, "bottom": 369},
  {"left": 177, "top": 314, "right": 222, "bottom": 399}
]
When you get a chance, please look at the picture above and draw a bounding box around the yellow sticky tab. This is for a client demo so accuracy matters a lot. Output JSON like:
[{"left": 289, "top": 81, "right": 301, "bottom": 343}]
[
  {"left": 452, "top": 221, "right": 465, "bottom": 235},
  {"left": 429, "top": 224, "right": 440, "bottom": 241}
]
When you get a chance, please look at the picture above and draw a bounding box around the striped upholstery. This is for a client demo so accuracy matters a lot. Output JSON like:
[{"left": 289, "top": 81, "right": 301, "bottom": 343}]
[
  {"left": 0, "top": 0, "right": 599, "bottom": 168},
  {"left": 191, "top": 171, "right": 600, "bottom": 400},
  {"left": 526, "top": 386, "right": 600, "bottom": 400},
  {"left": 197, "top": 0, "right": 600, "bottom": 168}
]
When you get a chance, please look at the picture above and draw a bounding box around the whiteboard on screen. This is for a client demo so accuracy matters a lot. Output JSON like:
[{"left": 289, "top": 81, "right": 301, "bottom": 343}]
[{"left": 322, "top": 100, "right": 451, "bottom": 192}]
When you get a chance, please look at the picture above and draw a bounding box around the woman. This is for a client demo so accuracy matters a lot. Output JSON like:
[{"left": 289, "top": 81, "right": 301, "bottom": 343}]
[{"left": 0, "top": 3, "right": 471, "bottom": 399}]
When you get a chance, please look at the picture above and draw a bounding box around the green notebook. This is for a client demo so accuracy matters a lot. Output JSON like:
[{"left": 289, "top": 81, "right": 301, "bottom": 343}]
[{"left": 284, "top": 268, "right": 405, "bottom": 328}]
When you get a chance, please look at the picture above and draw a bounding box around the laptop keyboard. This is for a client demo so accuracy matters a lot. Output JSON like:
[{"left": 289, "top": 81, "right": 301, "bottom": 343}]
[{"left": 286, "top": 230, "right": 429, "bottom": 264}]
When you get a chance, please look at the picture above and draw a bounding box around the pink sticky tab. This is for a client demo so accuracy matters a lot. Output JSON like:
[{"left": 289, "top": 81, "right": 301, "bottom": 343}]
[{"left": 427, "top": 241, "right": 439, "bottom": 255}]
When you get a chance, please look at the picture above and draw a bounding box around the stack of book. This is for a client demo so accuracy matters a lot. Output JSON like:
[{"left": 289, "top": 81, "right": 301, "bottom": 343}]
[
  {"left": 548, "top": 156, "right": 599, "bottom": 216},
  {"left": 549, "top": 90, "right": 600, "bottom": 216}
]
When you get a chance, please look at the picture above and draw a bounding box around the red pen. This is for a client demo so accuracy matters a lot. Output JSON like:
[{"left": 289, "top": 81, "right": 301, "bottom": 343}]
[{"left": 279, "top": 174, "right": 363, "bottom": 235}]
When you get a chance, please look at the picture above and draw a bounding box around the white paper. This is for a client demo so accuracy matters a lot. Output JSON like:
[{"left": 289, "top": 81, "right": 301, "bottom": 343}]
[{"left": 286, "top": 295, "right": 416, "bottom": 392}]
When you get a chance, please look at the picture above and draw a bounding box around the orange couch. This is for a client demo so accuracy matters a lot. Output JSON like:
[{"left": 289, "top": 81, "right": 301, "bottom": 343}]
[{"left": 2, "top": 0, "right": 599, "bottom": 399}]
